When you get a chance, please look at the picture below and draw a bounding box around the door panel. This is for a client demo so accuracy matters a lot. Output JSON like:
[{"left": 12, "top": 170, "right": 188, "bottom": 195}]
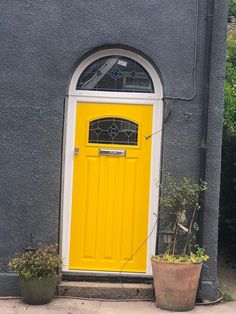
[{"left": 69, "top": 102, "right": 153, "bottom": 273}]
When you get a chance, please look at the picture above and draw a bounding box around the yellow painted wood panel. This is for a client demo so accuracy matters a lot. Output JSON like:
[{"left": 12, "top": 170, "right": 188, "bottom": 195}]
[{"left": 69, "top": 103, "right": 153, "bottom": 273}]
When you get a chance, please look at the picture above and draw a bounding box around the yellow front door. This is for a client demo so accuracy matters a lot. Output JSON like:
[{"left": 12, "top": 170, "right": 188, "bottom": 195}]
[{"left": 69, "top": 102, "right": 153, "bottom": 273}]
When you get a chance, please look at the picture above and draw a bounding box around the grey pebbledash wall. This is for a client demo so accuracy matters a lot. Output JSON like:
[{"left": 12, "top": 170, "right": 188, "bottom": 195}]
[{"left": 0, "top": 0, "right": 228, "bottom": 299}]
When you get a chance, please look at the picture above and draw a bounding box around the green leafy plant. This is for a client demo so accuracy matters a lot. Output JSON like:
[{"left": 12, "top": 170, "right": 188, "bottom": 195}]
[
  {"left": 224, "top": 36, "right": 236, "bottom": 136},
  {"left": 153, "top": 247, "right": 209, "bottom": 264},
  {"left": 156, "top": 175, "right": 208, "bottom": 263},
  {"left": 220, "top": 283, "right": 235, "bottom": 301},
  {"left": 219, "top": 34, "right": 236, "bottom": 262},
  {"left": 9, "top": 245, "right": 63, "bottom": 279},
  {"left": 229, "top": 0, "right": 236, "bottom": 17}
]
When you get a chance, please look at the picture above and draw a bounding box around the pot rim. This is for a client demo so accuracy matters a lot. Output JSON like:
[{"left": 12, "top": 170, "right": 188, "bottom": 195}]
[
  {"left": 19, "top": 275, "right": 58, "bottom": 280},
  {"left": 151, "top": 257, "right": 202, "bottom": 265}
]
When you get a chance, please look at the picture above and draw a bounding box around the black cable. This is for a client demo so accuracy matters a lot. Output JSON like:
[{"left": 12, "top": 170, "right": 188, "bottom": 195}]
[
  {"left": 164, "top": 0, "right": 199, "bottom": 101},
  {"left": 119, "top": 218, "right": 158, "bottom": 298}
]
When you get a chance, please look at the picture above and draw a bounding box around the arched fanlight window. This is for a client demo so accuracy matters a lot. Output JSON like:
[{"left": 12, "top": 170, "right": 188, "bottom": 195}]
[{"left": 77, "top": 56, "right": 154, "bottom": 93}]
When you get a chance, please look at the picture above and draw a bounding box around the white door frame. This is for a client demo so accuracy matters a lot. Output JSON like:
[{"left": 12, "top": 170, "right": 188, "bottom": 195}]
[{"left": 61, "top": 48, "right": 163, "bottom": 276}]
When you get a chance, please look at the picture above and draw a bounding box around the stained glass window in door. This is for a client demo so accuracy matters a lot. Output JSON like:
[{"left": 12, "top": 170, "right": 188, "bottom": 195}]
[
  {"left": 89, "top": 118, "right": 138, "bottom": 145},
  {"left": 77, "top": 56, "right": 154, "bottom": 93}
]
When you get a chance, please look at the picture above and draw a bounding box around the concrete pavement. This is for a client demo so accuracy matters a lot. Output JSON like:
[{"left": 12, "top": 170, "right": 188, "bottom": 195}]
[{"left": 0, "top": 298, "right": 236, "bottom": 314}]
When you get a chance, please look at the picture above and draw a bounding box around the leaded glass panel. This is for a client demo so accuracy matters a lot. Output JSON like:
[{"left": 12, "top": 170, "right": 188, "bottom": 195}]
[
  {"left": 89, "top": 118, "right": 138, "bottom": 145},
  {"left": 77, "top": 56, "right": 154, "bottom": 93}
]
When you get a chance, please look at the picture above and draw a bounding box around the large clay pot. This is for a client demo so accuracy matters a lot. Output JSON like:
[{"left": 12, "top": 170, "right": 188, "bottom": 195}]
[
  {"left": 19, "top": 276, "right": 57, "bottom": 305},
  {"left": 151, "top": 258, "right": 202, "bottom": 311}
]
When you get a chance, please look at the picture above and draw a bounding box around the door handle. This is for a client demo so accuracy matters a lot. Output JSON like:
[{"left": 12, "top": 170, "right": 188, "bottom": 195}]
[
  {"left": 99, "top": 149, "right": 126, "bottom": 157},
  {"left": 74, "top": 147, "right": 80, "bottom": 155}
]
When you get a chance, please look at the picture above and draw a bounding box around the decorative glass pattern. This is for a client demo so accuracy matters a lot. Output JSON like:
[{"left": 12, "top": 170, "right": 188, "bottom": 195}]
[
  {"left": 89, "top": 118, "right": 138, "bottom": 145},
  {"left": 108, "top": 68, "right": 123, "bottom": 80},
  {"left": 77, "top": 56, "right": 154, "bottom": 93}
]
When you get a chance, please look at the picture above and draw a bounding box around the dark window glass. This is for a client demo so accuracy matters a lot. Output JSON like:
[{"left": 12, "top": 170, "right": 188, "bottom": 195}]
[
  {"left": 77, "top": 56, "right": 154, "bottom": 93},
  {"left": 89, "top": 118, "right": 138, "bottom": 145}
]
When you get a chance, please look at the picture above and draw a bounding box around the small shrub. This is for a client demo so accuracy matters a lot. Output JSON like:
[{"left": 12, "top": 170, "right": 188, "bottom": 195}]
[{"left": 9, "top": 245, "right": 63, "bottom": 279}]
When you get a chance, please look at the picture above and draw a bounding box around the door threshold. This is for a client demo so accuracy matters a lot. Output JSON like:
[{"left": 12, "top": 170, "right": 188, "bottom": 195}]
[{"left": 62, "top": 271, "right": 153, "bottom": 284}]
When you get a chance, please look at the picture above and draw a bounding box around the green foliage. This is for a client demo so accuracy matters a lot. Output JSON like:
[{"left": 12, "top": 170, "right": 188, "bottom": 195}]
[
  {"left": 220, "top": 283, "right": 235, "bottom": 301},
  {"left": 219, "top": 35, "right": 236, "bottom": 260},
  {"left": 153, "top": 247, "right": 209, "bottom": 264},
  {"left": 160, "top": 176, "right": 207, "bottom": 222},
  {"left": 229, "top": 0, "right": 236, "bottom": 17},
  {"left": 159, "top": 175, "right": 207, "bottom": 258},
  {"left": 9, "top": 245, "right": 63, "bottom": 279},
  {"left": 224, "top": 36, "right": 236, "bottom": 136},
  {"left": 222, "top": 290, "right": 235, "bottom": 301}
]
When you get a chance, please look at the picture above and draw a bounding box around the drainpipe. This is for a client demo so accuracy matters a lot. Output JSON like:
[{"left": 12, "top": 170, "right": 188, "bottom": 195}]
[
  {"left": 198, "top": 0, "right": 215, "bottom": 246},
  {"left": 197, "top": 0, "right": 222, "bottom": 301}
]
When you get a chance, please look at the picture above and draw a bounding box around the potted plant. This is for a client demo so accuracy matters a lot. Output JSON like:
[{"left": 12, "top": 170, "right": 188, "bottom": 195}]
[
  {"left": 9, "top": 244, "right": 63, "bottom": 305},
  {"left": 151, "top": 175, "right": 209, "bottom": 311}
]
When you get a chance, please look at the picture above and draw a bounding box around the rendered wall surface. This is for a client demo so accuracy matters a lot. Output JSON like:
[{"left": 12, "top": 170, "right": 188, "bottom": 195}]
[{"left": 0, "top": 0, "right": 228, "bottom": 298}]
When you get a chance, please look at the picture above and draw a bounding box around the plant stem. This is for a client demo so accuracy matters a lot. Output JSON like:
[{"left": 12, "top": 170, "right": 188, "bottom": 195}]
[
  {"left": 172, "top": 216, "right": 179, "bottom": 255},
  {"left": 183, "top": 200, "right": 198, "bottom": 255}
]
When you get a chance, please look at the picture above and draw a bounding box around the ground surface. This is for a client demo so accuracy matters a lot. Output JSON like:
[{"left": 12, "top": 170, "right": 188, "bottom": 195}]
[
  {"left": 0, "top": 257, "right": 235, "bottom": 313},
  {"left": 218, "top": 257, "right": 236, "bottom": 300},
  {"left": 0, "top": 298, "right": 236, "bottom": 314}
]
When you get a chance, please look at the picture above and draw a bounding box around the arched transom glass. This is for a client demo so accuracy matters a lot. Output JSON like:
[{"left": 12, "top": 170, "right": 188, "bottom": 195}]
[
  {"left": 89, "top": 117, "right": 138, "bottom": 145},
  {"left": 77, "top": 56, "right": 154, "bottom": 93}
]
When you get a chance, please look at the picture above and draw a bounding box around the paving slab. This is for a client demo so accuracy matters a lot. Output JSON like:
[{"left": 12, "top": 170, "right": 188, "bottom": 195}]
[
  {"left": 100, "top": 300, "right": 236, "bottom": 313},
  {"left": 0, "top": 298, "right": 236, "bottom": 314}
]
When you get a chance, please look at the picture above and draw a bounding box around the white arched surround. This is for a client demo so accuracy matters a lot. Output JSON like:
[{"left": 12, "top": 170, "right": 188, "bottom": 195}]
[{"left": 61, "top": 48, "right": 163, "bottom": 276}]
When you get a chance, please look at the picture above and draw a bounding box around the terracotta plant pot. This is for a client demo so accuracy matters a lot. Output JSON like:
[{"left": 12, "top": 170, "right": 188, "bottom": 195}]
[
  {"left": 151, "top": 258, "right": 202, "bottom": 311},
  {"left": 19, "top": 276, "right": 57, "bottom": 305}
]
